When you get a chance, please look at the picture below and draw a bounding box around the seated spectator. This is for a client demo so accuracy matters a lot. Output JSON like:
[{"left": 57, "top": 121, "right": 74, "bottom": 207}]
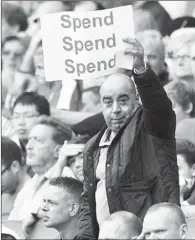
[
  {"left": 98, "top": 211, "right": 142, "bottom": 240},
  {"left": 2, "top": 137, "right": 30, "bottom": 220},
  {"left": 2, "top": 2, "right": 28, "bottom": 43},
  {"left": 139, "top": 203, "right": 187, "bottom": 239},
  {"left": 133, "top": 9, "right": 158, "bottom": 34},
  {"left": 28, "top": 1, "right": 71, "bottom": 37},
  {"left": 2, "top": 36, "right": 27, "bottom": 110},
  {"left": 166, "top": 29, "right": 195, "bottom": 87},
  {"left": 137, "top": 30, "right": 168, "bottom": 86},
  {"left": 81, "top": 86, "right": 101, "bottom": 113},
  {"left": 11, "top": 91, "right": 50, "bottom": 164},
  {"left": 66, "top": 136, "right": 91, "bottom": 182},
  {"left": 133, "top": 1, "right": 172, "bottom": 36},
  {"left": 9, "top": 116, "right": 73, "bottom": 222},
  {"left": 164, "top": 81, "right": 195, "bottom": 124},
  {"left": 41, "top": 177, "right": 83, "bottom": 240},
  {"left": 176, "top": 139, "right": 195, "bottom": 205},
  {"left": 176, "top": 119, "right": 195, "bottom": 146},
  {"left": 73, "top": 1, "right": 104, "bottom": 11}
]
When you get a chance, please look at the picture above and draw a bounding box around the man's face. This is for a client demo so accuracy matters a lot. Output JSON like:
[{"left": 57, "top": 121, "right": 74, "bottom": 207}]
[
  {"left": 177, "top": 154, "right": 193, "bottom": 179},
  {"left": 42, "top": 185, "right": 71, "bottom": 229},
  {"left": 26, "top": 124, "right": 56, "bottom": 169},
  {"left": 12, "top": 104, "right": 40, "bottom": 142},
  {"left": 164, "top": 90, "right": 190, "bottom": 124},
  {"left": 172, "top": 46, "right": 193, "bottom": 80},
  {"left": 2, "top": 39, "right": 25, "bottom": 71},
  {"left": 100, "top": 74, "right": 138, "bottom": 133},
  {"left": 143, "top": 209, "right": 183, "bottom": 239},
  {"left": 69, "top": 153, "right": 84, "bottom": 182},
  {"left": 144, "top": 43, "right": 164, "bottom": 75},
  {"left": 190, "top": 43, "right": 195, "bottom": 78},
  {"left": 1, "top": 163, "right": 19, "bottom": 194}
]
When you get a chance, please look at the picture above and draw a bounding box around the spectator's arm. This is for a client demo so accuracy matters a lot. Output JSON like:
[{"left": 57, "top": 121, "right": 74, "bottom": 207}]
[
  {"left": 51, "top": 108, "right": 95, "bottom": 126},
  {"left": 133, "top": 66, "right": 175, "bottom": 139}
]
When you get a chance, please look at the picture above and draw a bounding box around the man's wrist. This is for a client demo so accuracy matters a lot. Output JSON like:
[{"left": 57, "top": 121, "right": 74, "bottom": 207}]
[{"left": 133, "top": 63, "right": 147, "bottom": 74}]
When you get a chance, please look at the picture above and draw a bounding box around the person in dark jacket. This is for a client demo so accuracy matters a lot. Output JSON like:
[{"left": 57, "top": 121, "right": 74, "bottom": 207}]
[{"left": 78, "top": 38, "right": 179, "bottom": 240}]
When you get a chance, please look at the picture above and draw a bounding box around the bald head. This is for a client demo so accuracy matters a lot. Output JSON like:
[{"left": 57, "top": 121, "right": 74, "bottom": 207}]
[
  {"left": 99, "top": 211, "right": 142, "bottom": 239},
  {"left": 100, "top": 73, "right": 136, "bottom": 97},
  {"left": 143, "top": 203, "right": 187, "bottom": 239},
  {"left": 146, "top": 203, "right": 186, "bottom": 227}
]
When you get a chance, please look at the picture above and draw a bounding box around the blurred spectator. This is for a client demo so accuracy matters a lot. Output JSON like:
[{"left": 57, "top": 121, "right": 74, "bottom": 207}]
[
  {"left": 190, "top": 41, "right": 195, "bottom": 80},
  {"left": 133, "top": 9, "right": 158, "bottom": 34},
  {"left": 176, "top": 139, "right": 195, "bottom": 205},
  {"left": 176, "top": 119, "right": 195, "bottom": 146},
  {"left": 33, "top": 43, "right": 63, "bottom": 108},
  {"left": 134, "top": 1, "right": 172, "bottom": 36},
  {"left": 98, "top": 211, "right": 142, "bottom": 240},
  {"left": 2, "top": 36, "right": 27, "bottom": 109},
  {"left": 81, "top": 86, "right": 101, "bottom": 113},
  {"left": 164, "top": 81, "right": 195, "bottom": 124},
  {"left": 11, "top": 92, "right": 50, "bottom": 164},
  {"left": 141, "top": 203, "right": 187, "bottom": 239},
  {"left": 27, "top": 1, "right": 71, "bottom": 37},
  {"left": 74, "top": 1, "right": 104, "bottom": 11},
  {"left": 2, "top": 137, "right": 30, "bottom": 220},
  {"left": 9, "top": 116, "right": 72, "bottom": 229},
  {"left": 41, "top": 177, "right": 83, "bottom": 239},
  {"left": 2, "top": 36, "right": 26, "bottom": 73},
  {"left": 137, "top": 30, "right": 168, "bottom": 86},
  {"left": 166, "top": 28, "right": 195, "bottom": 86},
  {"left": 2, "top": 2, "right": 28, "bottom": 43}
]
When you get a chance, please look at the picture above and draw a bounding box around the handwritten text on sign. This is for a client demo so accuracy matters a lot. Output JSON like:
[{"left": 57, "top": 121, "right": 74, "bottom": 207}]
[{"left": 40, "top": 5, "right": 134, "bottom": 81}]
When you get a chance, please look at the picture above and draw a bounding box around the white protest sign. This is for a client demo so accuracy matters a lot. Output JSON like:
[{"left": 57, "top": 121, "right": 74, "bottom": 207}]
[{"left": 40, "top": 5, "right": 134, "bottom": 81}]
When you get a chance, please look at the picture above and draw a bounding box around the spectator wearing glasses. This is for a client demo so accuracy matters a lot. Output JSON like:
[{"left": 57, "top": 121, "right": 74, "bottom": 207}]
[
  {"left": 11, "top": 92, "right": 50, "bottom": 162},
  {"left": 42, "top": 177, "right": 83, "bottom": 240},
  {"left": 2, "top": 137, "right": 30, "bottom": 220},
  {"left": 167, "top": 29, "right": 195, "bottom": 87}
]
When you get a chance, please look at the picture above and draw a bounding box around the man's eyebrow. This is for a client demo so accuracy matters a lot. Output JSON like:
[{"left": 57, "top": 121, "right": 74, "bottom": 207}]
[{"left": 118, "top": 94, "right": 129, "bottom": 98}]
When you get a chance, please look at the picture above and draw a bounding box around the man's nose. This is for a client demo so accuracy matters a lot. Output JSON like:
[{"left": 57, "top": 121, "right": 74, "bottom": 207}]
[
  {"left": 41, "top": 201, "right": 49, "bottom": 212},
  {"left": 26, "top": 139, "right": 33, "bottom": 150},
  {"left": 112, "top": 101, "right": 121, "bottom": 114}
]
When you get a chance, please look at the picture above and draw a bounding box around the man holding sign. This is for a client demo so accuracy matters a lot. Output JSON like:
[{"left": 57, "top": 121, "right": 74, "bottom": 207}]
[{"left": 77, "top": 37, "right": 179, "bottom": 239}]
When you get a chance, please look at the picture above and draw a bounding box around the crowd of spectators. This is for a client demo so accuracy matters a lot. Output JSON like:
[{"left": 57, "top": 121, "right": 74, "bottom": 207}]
[{"left": 1, "top": 1, "right": 195, "bottom": 239}]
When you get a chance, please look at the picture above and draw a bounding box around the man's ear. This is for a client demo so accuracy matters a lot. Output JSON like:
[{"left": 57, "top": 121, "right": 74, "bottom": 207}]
[
  {"left": 185, "top": 102, "right": 193, "bottom": 115},
  {"left": 180, "top": 223, "right": 188, "bottom": 239},
  {"left": 10, "top": 161, "right": 20, "bottom": 173},
  {"left": 192, "top": 164, "right": 195, "bottom": 177},
  {"left": 53, "top": 145, "right": 61, "bottom": 159},
  {"left": 69, "top": 203, "right": 80, "bottom": 217}
]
